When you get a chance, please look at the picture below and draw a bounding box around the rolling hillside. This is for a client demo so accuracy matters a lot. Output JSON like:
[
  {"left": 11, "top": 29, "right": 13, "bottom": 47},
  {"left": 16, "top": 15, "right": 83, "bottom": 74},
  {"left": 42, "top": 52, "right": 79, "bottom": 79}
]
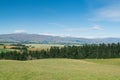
[{"left": 0, "top": 59, "right": 120, "bottom": 80}]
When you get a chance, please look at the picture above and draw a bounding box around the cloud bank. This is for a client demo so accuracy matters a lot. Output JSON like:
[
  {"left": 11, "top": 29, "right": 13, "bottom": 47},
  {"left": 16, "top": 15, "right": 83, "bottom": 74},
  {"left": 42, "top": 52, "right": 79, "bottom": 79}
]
[{"left": 14, "top": 30, "right": 27, "bottom": 33}]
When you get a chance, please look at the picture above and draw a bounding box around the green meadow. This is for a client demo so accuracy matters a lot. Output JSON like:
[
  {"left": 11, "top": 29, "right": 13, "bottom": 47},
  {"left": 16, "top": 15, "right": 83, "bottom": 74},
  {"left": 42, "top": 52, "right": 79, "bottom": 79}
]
[{"left": 0, "top": 59, "right": 120, "bottom": 80}]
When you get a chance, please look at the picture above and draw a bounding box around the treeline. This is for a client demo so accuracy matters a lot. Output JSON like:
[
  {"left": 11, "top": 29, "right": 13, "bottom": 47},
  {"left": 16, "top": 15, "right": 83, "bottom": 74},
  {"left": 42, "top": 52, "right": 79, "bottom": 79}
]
[{"left": 0, "top": 43, "right": 120, "bottom": 60}]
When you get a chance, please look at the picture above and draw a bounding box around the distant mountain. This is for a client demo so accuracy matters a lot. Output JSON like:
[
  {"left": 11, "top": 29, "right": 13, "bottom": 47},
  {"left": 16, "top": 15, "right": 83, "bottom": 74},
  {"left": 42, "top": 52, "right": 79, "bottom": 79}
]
[{"left": 0, "top": 33, "right": 120, "bottom": 44}]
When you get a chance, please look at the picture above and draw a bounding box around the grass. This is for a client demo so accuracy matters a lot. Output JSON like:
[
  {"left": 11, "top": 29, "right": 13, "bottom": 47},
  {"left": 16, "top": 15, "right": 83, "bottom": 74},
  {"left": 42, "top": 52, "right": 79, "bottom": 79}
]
[
  {"left": 0, "top": 45, "right": 18, "bottom": 52},
  {"left": 0, "top": 44, "right": 64, "bottom": 52},
  {"left": 26, "top": 44, "right": 64, "bottom": 50},
  {"left": 0, "top": 45, "right": 4, "bottom": 49},
  {"left": 0, "top": 49, "right": 9, "bottom": 53},
  {"left": 0, "top": 49, "right": 19, "bottom": 53},
  {"left": 85, "top": 59, "right": 120, "bottom": 65},
  {"left": 0, "top": 59, "right": 120, "bottom": 80}
]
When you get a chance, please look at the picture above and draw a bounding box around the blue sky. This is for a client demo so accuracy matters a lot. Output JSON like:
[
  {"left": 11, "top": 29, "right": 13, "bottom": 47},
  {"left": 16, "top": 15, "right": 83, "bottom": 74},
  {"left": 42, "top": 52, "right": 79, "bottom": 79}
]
[{"left": 0, "top": 0, "right": 120, "bottom": 38}]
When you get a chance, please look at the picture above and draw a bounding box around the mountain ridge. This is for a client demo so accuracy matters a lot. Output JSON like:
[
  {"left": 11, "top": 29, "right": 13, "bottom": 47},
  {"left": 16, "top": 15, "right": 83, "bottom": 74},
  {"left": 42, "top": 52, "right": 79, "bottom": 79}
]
[{"left": 0, "top": 33, "right": 120, "bottom": 44}]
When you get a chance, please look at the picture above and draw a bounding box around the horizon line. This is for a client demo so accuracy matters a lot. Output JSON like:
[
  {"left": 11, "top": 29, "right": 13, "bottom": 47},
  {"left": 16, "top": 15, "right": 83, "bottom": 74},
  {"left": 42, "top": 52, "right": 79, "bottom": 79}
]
[{"left": 0, "top": 33, "right": 120, "bottom": 39}]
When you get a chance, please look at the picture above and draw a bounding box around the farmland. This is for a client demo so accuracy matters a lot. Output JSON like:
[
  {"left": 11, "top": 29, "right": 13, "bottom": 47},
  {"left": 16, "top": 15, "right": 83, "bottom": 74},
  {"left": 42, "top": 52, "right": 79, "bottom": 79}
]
[
  {"left": 0, "top": 59, "right": 120, "bottom": 80},
  {"left": 0, "top": 43, "right": 120, "bottom": 60},
  {"left": 26, "top": 44, "right": 64, "bottom": 50},
  {"left": 0, "top": 43, "right": 25, "bottom": 52},
  {"left": 0, "top": 43, "right": 120, "bottom": 80},
  {"left": 0, "top": 43, "right": 64, "bottom": 51}
]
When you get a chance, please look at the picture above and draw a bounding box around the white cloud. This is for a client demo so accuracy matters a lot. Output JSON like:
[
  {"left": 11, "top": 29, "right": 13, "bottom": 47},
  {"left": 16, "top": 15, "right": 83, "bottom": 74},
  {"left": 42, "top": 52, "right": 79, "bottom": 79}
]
[
  {"left": 90, "top": 3, "right": 120, "bottom": 21},
  {"left": 92, "top": 25, "right": 103, "bottom": 30},
  {"left": 65, "top": 25, "right": 103, "bottom": 32},
  {"left": 39, "top": 33, "right": 56, "bottom": 36},
  {"left": 39, "top": 33, "right": 70, "bottom": 37},
  {"left": 14, "top": 30, "right": 26, "bottom": 33}
]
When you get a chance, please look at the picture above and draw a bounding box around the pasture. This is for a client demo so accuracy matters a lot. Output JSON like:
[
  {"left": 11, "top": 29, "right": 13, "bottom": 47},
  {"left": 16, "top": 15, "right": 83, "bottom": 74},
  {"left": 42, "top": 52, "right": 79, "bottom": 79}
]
[
  {"left": 0, "top": 59, "right": 120, "bottom": 80},
  {"left": 0, "top": 43, "right": 62, "bottom": 52},
  {"left": 0, "top": 45, "right": 19, "bottom": 52},
  {"left": 0, "top": 45, "right": 4, "bottom": 49},
  {"left": 26, "top": 44, "right": 64, "bottom": 50}
]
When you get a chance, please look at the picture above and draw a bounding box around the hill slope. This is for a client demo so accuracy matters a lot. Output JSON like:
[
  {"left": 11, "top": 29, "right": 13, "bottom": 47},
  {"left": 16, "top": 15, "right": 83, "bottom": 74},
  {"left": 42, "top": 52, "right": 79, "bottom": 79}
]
[
  {"left": 0, "top": 59, "right": 120, "bottom": 80},
  {"left": 0, "top": 33, "right": 120, "bottom": 44}
]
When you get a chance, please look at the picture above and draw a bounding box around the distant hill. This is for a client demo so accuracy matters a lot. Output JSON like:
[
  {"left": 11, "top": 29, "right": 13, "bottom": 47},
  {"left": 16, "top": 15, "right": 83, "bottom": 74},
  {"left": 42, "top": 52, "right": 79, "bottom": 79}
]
[{"left": 0, "top": 33, "right": 120, "bottom": 44}]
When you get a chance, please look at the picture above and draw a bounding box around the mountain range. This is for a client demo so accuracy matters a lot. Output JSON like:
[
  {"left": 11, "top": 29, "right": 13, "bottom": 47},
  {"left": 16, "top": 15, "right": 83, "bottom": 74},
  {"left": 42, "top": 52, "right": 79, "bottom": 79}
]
[{"left": 0, "top": 33, "right": 120, "bottom": 44}]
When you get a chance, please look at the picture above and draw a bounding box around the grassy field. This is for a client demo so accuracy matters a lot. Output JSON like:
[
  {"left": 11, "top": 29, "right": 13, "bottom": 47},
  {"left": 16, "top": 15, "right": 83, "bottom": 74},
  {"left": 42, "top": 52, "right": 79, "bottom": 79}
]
[
  {"left": 0, "top": 59, "right": 120, "bottom": 80},
  {"left": 0, "top": 43, "right": 63, "bottom": 52},
  {"left": 26, "top": 44, "right": 64, "bottom": 50},
  {"left": 0, "top": 45, "right": 4, "bottom": 49},
  {"left": 0, "top": 45, "right": 18, "bottom": 52}
]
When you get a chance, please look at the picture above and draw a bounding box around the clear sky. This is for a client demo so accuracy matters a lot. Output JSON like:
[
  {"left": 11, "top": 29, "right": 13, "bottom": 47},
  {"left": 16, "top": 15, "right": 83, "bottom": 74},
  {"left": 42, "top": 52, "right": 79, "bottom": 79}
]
[{"left": 0, "top": 0, "right": 120, "bottom": 38}]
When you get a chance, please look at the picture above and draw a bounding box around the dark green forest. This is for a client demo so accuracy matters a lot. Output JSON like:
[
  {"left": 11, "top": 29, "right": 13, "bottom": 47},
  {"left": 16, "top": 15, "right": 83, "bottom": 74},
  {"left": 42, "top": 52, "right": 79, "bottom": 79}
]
[{"left": 0, "top": 43, "right": 120, "bottom": 60}]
